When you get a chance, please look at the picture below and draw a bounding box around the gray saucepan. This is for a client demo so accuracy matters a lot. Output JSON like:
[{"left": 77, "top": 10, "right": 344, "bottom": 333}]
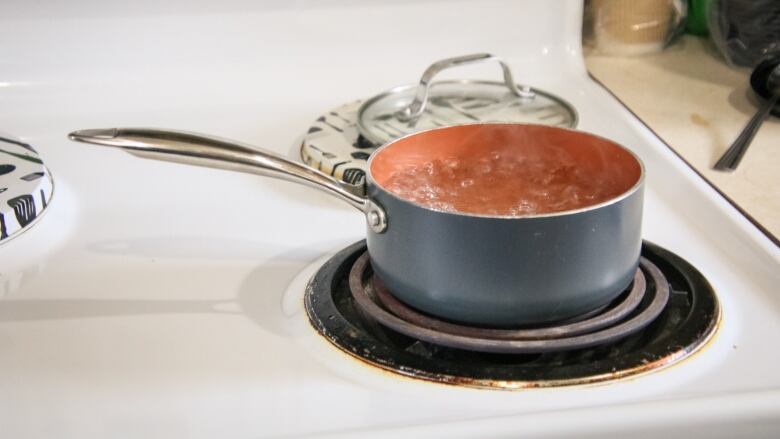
[{"left": 69, "top": 123, "right": 644, "bottom": 327}]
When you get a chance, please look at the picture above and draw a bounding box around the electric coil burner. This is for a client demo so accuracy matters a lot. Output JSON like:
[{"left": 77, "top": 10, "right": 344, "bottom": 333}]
[{"left": 305, "top": 241, "right": 721, "bottom": 389}]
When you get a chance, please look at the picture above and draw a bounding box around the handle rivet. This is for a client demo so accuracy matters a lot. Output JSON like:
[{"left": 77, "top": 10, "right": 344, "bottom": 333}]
[
  {"left": 368, "top": 211, "right": 380, "bottom": 226},
  {"left": 364, "top": 201, "right": 387, "bottom": 233}
]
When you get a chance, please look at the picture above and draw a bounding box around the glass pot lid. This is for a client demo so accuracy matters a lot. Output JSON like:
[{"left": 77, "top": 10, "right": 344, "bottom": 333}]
[{"left": 357, "top": 53, "right": 578, "bottom": 147}]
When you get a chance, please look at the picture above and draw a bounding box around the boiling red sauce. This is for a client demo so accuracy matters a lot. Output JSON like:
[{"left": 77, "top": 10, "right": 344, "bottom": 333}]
[{"left": 372, "top": 126, "right": 640, "bottom": 216}]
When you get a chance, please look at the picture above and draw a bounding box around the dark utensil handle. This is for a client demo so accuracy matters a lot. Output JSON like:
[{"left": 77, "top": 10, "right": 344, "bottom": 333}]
[{"left": 714, "top": 94, "right": 779, "bottom": 171}]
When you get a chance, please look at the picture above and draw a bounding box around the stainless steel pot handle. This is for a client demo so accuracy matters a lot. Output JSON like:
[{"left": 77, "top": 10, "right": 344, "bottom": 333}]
[
  {"left": 395, "top": 53, "right": 535, "bottom": 122},
  {"left": 68, "top": 128, "right": 388, "bottom": 233}
]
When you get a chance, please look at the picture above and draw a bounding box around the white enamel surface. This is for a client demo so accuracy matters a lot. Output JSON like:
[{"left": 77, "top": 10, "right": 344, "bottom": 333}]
[{"left": 0, "top": 1, "right": 779, "bottom": 438}]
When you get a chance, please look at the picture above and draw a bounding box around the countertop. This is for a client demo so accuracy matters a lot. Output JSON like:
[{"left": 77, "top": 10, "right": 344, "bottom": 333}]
[{"left": 586, "top": 35, "right": 779, "bottom": 242}]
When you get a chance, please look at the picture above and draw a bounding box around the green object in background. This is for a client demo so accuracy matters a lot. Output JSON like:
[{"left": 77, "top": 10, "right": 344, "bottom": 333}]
[{"left": 687, "top": 0, "right": 710, "bottom": 35}]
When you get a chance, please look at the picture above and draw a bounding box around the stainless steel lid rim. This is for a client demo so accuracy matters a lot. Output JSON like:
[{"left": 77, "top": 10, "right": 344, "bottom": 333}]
[{"left": 357, "top": 80, "right": 579, "bottom": 146}]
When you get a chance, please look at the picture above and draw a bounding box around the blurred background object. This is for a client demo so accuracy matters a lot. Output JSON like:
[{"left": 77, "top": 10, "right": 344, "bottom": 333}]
[
  {"left": 708, "top": 0, "right": 780, "bottom": 67},
  {"left": 686, "top": 0, "right": 710, "bottom": 35},
  {"left": 585, "top": 0, "right": 688, "bottom": 55},
  {"left": 585, "top": 0, "right": 780, "bottom": 236}
]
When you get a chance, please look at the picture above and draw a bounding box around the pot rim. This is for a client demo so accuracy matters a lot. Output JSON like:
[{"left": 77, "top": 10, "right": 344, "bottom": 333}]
[{"left": 365, "top": 122, "right": 646, "bottom": 220}]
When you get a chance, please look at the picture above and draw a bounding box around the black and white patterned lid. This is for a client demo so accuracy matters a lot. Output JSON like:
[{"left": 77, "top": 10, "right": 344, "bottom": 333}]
[
  {"left": 0, "top": 134, "right": 54, "bottom": 244},
  {"left": 300, "top": 100, "right": 372, "bottom": 194}
]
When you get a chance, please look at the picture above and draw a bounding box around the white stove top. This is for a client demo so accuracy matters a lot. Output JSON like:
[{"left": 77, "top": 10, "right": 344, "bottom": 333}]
[{"left": 1, "top": 1, "right": 779, "bottom": 437}]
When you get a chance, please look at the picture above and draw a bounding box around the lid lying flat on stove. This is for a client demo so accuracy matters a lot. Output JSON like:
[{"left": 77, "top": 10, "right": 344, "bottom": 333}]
[
  {"left": 0, "top": 133, "right": 53, "bottom": 244},
  {"left": 357, "top": 79, "right": 577, "bottom": 146},
  {"left": 300, "top": 54, "right": 577, "bottom": 193},
  {"left": 357, "top": 54, "right": 577, "bottom": 146}
]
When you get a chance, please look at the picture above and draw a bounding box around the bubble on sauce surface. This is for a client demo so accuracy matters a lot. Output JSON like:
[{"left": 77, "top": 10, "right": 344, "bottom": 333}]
[{"left": 381, "top": 148, "right": 626, "bottom": 216}]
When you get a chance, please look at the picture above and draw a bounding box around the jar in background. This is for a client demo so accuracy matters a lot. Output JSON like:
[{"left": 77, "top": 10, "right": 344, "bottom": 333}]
[{"left": 585, "top": 0, "right": 688, "bottom": 56}]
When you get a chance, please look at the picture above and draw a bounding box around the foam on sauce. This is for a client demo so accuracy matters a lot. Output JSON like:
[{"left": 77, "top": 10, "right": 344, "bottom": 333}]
[{"left": 371, "top": 125, "right": 641, "bottom": 216}]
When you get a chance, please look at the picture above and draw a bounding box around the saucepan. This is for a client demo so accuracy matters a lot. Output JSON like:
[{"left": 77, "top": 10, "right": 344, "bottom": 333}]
[{"left": 69, "top": 124, "right": 644, "bottom": 327}]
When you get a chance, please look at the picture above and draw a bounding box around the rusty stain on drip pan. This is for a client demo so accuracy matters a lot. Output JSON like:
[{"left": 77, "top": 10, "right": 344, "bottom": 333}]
[{"left": 304, "top": 241, "right": 721, "bottom": 389}]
